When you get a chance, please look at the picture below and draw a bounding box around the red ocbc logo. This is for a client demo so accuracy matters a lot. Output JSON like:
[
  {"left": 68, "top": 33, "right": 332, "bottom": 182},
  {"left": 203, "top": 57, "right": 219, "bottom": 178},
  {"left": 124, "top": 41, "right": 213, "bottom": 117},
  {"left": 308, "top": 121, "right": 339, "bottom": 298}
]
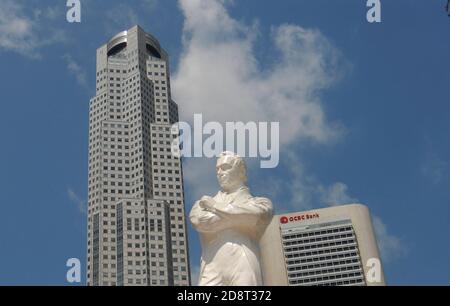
[
  {"left": 280, "top": 216, "right": 289, "bottom": 224},
  {"left": 280, "top": 213, "right": 319, "bottom": 224}
]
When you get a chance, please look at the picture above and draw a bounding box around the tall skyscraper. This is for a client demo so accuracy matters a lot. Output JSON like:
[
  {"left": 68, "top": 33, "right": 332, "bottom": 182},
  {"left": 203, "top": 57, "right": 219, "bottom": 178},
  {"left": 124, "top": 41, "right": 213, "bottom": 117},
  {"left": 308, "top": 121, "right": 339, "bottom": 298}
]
[
  {"left": 260, "top": 204, "right": 385, "bottom": 286},
  {"left": 87, "top": 26, "right": 190, "bottom": 286}
]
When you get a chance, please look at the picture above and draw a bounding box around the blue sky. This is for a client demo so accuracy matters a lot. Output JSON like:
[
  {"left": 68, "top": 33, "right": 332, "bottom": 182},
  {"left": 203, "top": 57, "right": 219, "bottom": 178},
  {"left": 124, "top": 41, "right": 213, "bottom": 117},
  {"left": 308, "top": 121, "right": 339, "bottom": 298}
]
[{"left": 0, "top": 0, "right": 449, "bottom": 285}]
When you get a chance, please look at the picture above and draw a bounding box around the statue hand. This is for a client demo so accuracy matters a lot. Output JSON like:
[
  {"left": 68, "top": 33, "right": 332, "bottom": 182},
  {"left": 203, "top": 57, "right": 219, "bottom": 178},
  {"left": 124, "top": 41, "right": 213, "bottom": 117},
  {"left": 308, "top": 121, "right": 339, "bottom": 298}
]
[{"left": 199, "top": 196, "right": 216, "bottom": 212}]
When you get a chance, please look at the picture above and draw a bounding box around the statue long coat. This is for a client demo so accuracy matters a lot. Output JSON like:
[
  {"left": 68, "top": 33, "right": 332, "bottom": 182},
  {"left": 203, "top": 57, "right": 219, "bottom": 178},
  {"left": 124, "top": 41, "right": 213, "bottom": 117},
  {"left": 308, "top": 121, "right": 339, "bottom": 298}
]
[{"left": 190, "top": 186, "right": 273, "bottom": 286}]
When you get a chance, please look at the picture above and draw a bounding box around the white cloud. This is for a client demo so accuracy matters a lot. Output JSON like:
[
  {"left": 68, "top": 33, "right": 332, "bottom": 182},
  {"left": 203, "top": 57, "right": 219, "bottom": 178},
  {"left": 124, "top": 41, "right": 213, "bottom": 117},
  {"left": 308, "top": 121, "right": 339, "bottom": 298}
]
[
  {"left": 68, "top": 188, "right": 86, "bottom": 214},
  {"left": 0, "top": 0, "right": 65, "bottom": 58},
  {"left": 104, "top": 4, "right": 139, "bottom": 35},
  {"left": 0, "top": 1, "right": 35, "bottom": 55},
  {"left": 173, "top": 0, "right": 346, "bottom": 200},
  {"left": 174, "top": 0, "right": 343, "bottom": 146},
  {"left": 280, "top": 152, "right": 317, "bottom": 211},
  {"left": 33, "top": 6, "right": 61, "bottom": 21},
  {"left": 421, "top": 153, "right": 448, "bottom": 184},
  {"left": 372, "top": 215, "right": 407, "bottom": 263},
  {"left": 62, "top": 54, "right": 87, "bottom": 88},
  {"left": 318, "top": 182, "right": 358, "bottom": 206}
]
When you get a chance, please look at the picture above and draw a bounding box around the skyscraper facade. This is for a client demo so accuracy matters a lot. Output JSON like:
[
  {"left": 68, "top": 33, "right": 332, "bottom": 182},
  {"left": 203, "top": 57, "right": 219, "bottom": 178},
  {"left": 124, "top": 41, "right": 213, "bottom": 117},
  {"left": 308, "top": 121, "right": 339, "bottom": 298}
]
[
  {"left": 260, "top": 204, "right": 385, "bottom": 286},
  {"left": 87, "top": 26, "right": 190, "bottom": 286}
]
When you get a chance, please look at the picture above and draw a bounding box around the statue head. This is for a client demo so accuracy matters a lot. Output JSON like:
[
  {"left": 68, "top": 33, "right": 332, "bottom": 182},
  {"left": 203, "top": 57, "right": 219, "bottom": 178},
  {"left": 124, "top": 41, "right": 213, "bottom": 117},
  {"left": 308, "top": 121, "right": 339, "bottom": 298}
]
[{"left": 216, "top": 151, "right": 247, "bottom": 193}]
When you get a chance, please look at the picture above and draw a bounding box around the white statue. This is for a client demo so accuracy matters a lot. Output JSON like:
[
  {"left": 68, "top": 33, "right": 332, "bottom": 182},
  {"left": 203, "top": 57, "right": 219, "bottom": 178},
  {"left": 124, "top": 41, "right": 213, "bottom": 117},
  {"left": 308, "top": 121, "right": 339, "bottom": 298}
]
[{"left": 190, "top": 151, "right": 273, "bottom": 286}]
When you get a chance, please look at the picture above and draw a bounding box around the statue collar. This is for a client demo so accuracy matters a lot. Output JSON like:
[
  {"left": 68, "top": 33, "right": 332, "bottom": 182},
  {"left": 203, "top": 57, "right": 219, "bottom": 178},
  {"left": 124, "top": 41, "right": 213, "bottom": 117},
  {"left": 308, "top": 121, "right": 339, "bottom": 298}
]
[{"left": 220, "top": 185, "right": 249, "bottom": 195}]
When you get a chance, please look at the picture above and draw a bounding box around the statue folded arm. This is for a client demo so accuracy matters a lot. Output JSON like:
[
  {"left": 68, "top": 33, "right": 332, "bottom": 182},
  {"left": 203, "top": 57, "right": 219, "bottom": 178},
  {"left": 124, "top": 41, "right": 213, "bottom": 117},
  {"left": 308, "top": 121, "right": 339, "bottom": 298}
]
[
  {"left": 190, "top": 197, "right": 272, "bottom": 233},
  {"left": 211, "top": 197, "right": 273, "bottom": 228},
  {"left": 190, "top": 201, "right": 232, "bottom": 233}
]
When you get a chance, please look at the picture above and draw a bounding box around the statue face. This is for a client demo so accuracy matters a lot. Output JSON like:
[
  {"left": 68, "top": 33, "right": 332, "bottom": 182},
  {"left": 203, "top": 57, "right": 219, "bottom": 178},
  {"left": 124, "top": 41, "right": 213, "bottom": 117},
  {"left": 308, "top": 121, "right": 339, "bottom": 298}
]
[{"left": 216, "top": 156, "right": 245, "bottom": 192}]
